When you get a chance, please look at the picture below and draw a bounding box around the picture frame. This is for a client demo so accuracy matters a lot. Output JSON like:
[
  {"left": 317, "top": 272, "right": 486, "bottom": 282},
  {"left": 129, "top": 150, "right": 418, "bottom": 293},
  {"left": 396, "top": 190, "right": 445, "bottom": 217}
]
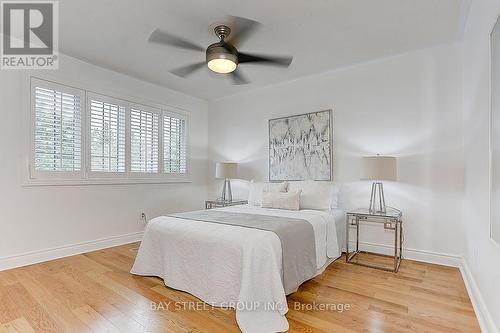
[{"left": 268, "top": 109, "right": 333, "bottom": 181}]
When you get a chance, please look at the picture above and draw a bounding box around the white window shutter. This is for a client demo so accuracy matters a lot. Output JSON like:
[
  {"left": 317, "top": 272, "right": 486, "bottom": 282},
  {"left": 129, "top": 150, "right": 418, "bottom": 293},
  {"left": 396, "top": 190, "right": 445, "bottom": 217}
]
[
  {"left": 89, "top": 95, "right": 126, "bottom": 172},
  {"left": 33, "top": 84, "right": 82, "bottom": 172},
  {"left": 29, "top": 78, "right": 191, "bottom": 184},
  {"left": 163, "top": 113, "right": 187, "bottom": 174},
  {"left": 130, "top": 107, "right": 160, "bottom": 173}
]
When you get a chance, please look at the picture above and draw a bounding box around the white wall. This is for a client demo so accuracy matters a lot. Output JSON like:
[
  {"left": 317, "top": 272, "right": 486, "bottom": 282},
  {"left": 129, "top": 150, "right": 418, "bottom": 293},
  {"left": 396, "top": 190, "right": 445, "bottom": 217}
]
[
  {"left": 0, "top": 54, "right": 209, "bottom": 268},
  {"left": 208, "top": 43, "right": 465, "bottom": 263},
  {"left": 462, "top": 0, "right": 500, "bottom": 331}
]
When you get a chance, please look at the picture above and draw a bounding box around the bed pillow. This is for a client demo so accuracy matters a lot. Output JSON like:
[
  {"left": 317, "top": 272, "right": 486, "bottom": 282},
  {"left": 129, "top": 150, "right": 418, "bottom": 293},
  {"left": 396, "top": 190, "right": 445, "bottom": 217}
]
[
  {"left": 263, "top": 182, "right": 288, "bottom": 193},
  {"left": 261, "top": 190, "right": 301, "bottom": 211},
  {"left": 288, "top": 181, "right": 338, "bottom": 210},
  {"left": 247, "top": 180, "right": 288, "bottom": 206}
]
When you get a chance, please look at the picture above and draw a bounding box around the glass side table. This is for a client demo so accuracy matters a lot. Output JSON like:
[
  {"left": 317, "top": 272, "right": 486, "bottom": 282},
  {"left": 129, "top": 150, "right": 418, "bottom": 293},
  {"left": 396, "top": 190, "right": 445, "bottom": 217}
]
[
  {"left": 205, "top": 199, "right": 248, "bottom": 209},
  {"left": 346, "top": 208, "right": 403, "bottom": 272}
]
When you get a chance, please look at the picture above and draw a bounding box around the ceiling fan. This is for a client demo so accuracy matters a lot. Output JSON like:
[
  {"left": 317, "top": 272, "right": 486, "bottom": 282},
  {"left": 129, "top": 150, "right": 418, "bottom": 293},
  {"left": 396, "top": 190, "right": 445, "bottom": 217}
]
[{"left": 148, "top": 16, "right": 293, "bottom": 85}]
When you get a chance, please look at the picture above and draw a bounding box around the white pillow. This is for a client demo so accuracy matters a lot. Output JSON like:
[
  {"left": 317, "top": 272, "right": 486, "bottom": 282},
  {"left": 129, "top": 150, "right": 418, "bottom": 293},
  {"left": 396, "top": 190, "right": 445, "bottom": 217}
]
[
  {"left": 247, "top": 180, "right": 288, "bottom": 206},
  {"left": 288, "top": 181, "right": 338, "bottom": 210},
  {"left": 261, "top": 190, "right": 301, "bottom": 211},
  {"left": 263, "top": 182, "right": 288, "bottom": 193}
]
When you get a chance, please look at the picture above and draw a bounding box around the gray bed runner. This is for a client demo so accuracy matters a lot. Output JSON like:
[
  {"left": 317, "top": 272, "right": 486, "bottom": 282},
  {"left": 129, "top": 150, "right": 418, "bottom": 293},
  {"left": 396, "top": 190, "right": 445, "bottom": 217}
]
[{"left": 169, "top": 210, "right": 317, "bottom": 294}]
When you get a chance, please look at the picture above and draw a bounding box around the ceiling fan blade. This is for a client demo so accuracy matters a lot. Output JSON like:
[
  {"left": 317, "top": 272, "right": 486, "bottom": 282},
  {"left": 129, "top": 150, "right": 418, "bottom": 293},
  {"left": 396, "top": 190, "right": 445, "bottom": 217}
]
[
  {"left": 226, "top": 16, "right": 262, "bottom": 47},
  {"left": 148, "top": 29, "right": 205, "bottom": 52},
  {"left": 230, "top": 69, "right": 250, "bottom": 85},
  {"left": 170, "top": 62, "right": 206, "bottom": 78},
  {"left": 238, "top": 52, "right": 293, "bottom": 67}
]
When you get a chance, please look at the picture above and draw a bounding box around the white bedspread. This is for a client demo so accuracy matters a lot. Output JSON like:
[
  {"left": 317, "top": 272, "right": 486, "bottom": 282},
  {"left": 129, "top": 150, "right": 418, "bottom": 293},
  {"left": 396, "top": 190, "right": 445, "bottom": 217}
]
[{"left": 131, "top": 205, "right": 340, "bottom": 333}]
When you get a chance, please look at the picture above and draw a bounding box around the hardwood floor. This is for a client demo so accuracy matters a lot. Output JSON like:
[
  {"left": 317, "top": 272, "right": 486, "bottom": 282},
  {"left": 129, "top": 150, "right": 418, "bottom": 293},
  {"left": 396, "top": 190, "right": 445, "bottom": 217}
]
[{"left": 0, "top": 243, "right": 480, "bottom": 333}]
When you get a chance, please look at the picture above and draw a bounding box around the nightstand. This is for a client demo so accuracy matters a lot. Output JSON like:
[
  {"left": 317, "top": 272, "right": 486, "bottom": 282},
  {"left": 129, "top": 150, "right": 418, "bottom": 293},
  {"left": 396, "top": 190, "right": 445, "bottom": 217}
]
[
  {"left": 205, "top": 200, "right": 248, "bottom": 209},
  {"left": 346, "top": 208, "right": 403, "bottom": 272}
]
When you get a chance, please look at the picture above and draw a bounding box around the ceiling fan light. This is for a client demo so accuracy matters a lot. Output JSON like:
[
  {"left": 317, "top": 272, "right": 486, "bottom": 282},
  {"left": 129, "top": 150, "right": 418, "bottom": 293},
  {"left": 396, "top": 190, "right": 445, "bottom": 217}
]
[
  {"left": 206, "top": 41, "right": 238, "bottom": 74},
  {"left": 208, "top": 58, "right": 237, "bottom": 74}
]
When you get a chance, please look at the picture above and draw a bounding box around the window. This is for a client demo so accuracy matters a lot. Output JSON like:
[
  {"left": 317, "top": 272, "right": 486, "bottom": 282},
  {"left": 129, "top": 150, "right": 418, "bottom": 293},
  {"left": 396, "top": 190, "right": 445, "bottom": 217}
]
[
  {"left": 88, "top": 94, "right": 126, "bottom": 173},
  {"left": 29, "top": 77, "right": 189, "bottom": 184},
  {"left": 164, "top": 113, "right": 187, "bottom": 174},
  {"left": 32, "top": 79, "right": 84, "bottom": 177},
  {"left": 130, "top": 107, "right": 160, "bottom": 174}
]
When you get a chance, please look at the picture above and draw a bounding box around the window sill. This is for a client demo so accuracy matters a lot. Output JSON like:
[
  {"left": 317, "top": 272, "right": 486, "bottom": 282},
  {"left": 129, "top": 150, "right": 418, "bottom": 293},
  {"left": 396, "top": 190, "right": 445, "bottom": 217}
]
[{"left": 22, "top": 177, "right": 192, "bottom": 187}]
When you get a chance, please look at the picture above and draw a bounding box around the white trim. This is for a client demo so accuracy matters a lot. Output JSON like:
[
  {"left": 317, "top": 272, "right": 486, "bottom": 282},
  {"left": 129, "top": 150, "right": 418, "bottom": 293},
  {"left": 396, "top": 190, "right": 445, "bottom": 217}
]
[
  {"left": 0, "top": 231, "right": 144, "bottom": 272},
  {"left": 346, "top": 241, "right": 462, "bottom": 267},
  {"left": 460, "top": 259, "right": 499, "bottom": 333},
  {"left": 22, "top": 177, "right": 191, "bottom": 186}
]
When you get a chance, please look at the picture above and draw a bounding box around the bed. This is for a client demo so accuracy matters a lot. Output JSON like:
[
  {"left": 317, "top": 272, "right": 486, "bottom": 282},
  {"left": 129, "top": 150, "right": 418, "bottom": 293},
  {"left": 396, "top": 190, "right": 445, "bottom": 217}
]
[{"left": 131, "top": 204, "right": 343, "bottom": 333}]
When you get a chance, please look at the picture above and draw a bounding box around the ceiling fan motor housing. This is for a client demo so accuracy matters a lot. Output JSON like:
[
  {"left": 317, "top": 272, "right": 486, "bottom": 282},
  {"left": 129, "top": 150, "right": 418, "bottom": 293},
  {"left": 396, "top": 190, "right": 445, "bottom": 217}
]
[{"left": 206, "top": 42, "right": 238, "bottom": 66}]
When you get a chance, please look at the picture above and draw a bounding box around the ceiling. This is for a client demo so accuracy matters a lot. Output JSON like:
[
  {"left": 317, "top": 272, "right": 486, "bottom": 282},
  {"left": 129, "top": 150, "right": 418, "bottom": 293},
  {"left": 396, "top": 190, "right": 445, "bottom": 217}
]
[{"left": 59, "top": 0, "right": 465, "bottom": 100}]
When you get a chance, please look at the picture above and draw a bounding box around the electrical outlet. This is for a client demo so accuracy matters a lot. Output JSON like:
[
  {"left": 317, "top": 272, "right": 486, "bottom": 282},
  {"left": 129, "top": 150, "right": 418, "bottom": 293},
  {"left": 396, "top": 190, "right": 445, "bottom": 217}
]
[{"left": 140, "top": 212, "right": 147, "bottom": 224}]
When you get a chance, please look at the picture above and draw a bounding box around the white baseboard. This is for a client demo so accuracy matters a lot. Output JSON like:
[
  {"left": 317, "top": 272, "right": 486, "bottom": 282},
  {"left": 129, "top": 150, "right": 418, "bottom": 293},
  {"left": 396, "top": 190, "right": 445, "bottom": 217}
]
[
  {"left": 0, "top": 231, "right": 144, "bottom": 272},
  {"left": 346, "top": 241, "right": 462, "bottom": 267},
  {"left": 460, "top": 259, "right": 499, "bottom": 333}
]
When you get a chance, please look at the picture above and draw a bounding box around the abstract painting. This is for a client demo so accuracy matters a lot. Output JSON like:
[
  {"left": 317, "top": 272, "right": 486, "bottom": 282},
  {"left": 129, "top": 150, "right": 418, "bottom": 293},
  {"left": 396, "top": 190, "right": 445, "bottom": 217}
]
[{"left": 269, "top": 110, "right": 333, "bottom": 181}]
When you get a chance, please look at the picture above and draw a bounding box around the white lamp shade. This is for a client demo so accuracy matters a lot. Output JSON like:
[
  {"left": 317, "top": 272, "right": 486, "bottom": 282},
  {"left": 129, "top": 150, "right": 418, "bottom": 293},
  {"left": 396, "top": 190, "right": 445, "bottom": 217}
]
[
  {"left": 215, "top": 162, "right": 238, "bottom": 179},
  {"left": 363, "top": 156, "right": 397, "bottom": 181}
]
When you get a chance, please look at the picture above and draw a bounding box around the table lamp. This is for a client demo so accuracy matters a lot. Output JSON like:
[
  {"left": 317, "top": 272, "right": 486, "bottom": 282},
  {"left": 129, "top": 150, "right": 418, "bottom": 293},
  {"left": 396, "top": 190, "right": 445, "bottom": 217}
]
[
  {"left": 363, "top": 155, "right": 397, "bottom": 214},
  {"left": 216, "top": 162, "right": 238, "bottom": 202}
]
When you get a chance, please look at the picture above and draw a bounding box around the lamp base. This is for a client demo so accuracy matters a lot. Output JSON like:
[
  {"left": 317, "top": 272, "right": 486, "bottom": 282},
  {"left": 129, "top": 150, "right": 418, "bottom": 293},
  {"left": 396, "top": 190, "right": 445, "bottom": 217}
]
[
  {"left": 221, "top": 178, "right": 232, "bottom": 202},
  {"left": 369, "top": 182, "right": 386, "bottom": 214}
]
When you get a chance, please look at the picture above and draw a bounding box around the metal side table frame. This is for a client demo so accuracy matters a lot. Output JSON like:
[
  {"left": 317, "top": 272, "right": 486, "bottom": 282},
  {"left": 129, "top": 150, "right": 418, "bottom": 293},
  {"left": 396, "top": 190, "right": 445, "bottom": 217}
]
[
  {"left": 346, "top": 208, "right": 403, "bottom": 273},
  {"left": 205, "top": 200, "right": 248, "bottom": 209}
]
